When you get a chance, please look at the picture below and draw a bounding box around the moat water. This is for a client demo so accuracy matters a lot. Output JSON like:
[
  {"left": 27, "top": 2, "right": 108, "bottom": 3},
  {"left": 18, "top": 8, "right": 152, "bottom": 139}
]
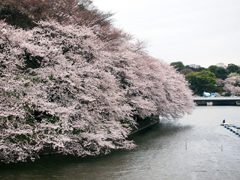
[{"left": 1, "top": 106, "right": 240, "bottom": 180}]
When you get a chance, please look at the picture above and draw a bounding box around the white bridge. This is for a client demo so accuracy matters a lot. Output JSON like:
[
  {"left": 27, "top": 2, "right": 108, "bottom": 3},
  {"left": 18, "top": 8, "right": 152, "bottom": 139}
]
[{"left": 193, "top": 97, "right": 240, "bottom": 106}]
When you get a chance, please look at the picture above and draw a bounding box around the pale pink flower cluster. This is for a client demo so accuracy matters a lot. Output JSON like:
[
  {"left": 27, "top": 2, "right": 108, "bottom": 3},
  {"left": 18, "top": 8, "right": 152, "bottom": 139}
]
[
  {"left": 223, "top": 75, "right": 240, "bottom": 96},
  {"left": 0, "top": 20, "right": 193, "bottom": 164}
]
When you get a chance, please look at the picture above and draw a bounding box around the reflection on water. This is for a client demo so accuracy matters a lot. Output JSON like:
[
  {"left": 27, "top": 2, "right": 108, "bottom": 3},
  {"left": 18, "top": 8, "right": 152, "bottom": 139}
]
[{"left": 1, "top": 106, "right": 240, "bottom": 180}]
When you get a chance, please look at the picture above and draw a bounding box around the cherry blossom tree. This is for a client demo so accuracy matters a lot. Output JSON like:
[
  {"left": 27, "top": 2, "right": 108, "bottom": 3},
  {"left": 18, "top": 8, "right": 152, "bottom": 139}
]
[
  {"left": 0, "top": 1, "right": 193, "bottom": 164},
  {"left": 223, "top": 75, "right": 240, "bottom": 96}
]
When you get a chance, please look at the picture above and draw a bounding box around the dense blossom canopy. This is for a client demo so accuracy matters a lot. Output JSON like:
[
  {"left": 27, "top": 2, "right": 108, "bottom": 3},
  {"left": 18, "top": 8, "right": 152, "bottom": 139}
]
[
  {"left": 223, "top": 75, "right": 240, "bottom": 96},
  {"left": 0, "top": 0, "right": 193, "bottom": 164}
]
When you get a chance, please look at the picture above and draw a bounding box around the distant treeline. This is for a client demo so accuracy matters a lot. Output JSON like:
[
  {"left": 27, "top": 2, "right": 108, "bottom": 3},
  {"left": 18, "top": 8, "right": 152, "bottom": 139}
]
[{"left": 170, "top": 62, "right": 240, "bottom": 96}]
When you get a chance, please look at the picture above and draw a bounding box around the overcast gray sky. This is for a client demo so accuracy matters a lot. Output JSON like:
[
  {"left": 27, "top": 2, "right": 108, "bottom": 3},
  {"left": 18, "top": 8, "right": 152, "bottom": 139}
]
[{"left": 94, "top": 0, "right": 240, "bottom": 67}]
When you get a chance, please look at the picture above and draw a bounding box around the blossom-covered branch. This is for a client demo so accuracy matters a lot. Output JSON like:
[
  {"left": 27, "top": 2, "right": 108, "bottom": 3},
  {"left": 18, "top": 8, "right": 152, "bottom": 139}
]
[{"left": 0, "top": 0, "right": 193, "bottom": 164}]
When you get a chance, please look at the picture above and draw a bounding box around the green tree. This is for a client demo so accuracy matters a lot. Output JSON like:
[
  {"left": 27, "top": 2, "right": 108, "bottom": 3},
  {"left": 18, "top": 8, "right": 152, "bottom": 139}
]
[
  {"left": 180, "top": 68, "right": 193, "bottom": 75},
  {"left": 170, "top": 61, "right": 185, "bottom": 72},
  {"left": 208, "top": 65, "right": 218, "bottom": 74},
  {"left": 208, "top": 65, "right": 228, "bottom": 79},
  {"left": 186, "top": 70, "right": 216, "bottom": 95},
  {"left": 227, "top": 64, "right": 240, "bottom": 74},
  {"left": 215, "top": 67, "right": 228, "bottom": 79}
]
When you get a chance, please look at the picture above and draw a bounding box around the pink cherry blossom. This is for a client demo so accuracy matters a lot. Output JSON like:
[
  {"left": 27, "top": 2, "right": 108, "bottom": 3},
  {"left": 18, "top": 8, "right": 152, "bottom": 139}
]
[{"left": 0, "top": 1, "right": 193, "bottom": 164}]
